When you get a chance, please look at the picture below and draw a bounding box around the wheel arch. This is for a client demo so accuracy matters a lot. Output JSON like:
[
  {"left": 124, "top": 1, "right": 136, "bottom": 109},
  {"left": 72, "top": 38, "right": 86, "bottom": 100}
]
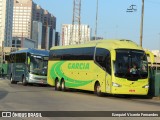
[
  {"left": 94, "top": 80, "right": 100, "bottom": 89},
  {"left": 60, "top": 77, "right": 64, "bottom": 84}
]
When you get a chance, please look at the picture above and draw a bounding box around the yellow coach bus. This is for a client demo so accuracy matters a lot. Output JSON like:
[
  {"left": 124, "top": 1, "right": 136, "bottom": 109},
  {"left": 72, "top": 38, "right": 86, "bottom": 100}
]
[{"left": 47, "top": 39, "right": 150, "bottom": 96}]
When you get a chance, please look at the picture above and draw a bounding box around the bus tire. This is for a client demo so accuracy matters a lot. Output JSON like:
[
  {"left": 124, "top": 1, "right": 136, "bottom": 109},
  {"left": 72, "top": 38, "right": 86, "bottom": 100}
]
[
  {"left": 61, "top": 80, "right": 66, "bottom": 91},
  {"left": 22, "top": 76, "right": 27, "bottom": 86},
  {"left": 10, "top": 75, "right": 16, "bottom": 84},
  {"left": 55, "top": 79, "right": 61, "bottom": 91},
  {"left": 94, "top": 82, "right": 103, "bottom": 96}
]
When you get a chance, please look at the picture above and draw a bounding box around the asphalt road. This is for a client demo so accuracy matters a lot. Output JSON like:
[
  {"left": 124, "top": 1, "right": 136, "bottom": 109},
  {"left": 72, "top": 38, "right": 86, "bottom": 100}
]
[{"left": 0, "top": 79, "right": 160, "bottom": 120}]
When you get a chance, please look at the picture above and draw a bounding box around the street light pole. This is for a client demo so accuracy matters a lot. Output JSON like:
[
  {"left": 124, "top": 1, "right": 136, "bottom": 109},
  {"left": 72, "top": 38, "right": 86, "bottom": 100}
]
[
  {"left": 159, "top": 33, "right": 160, "bottom": 54},
  {"left": 95, "top": 0, "right": 98, "bottom": 40},
  {"left": 140, "top": 0, "right": 144, "bottom": 47}
]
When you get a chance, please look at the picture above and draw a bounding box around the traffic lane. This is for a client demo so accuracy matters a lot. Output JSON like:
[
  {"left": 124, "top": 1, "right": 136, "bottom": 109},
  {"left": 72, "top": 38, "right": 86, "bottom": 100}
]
[
  {"left": 0, "top": 80, "right": 160, "bottom": 120},
  {"left": 0, "top": 79, "right": 160, "bottom": 111},
  {"left": 1, "top": 79, "right": 160, "bottom": 111}
]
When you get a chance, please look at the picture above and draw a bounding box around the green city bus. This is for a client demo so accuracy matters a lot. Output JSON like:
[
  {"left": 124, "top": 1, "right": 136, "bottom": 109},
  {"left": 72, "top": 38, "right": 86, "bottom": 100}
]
[
  {"left": 8, "top": 48, "right": 49, "bottom": 85},
  {"left": 48, "top": 39, "right": 151, "bottom": 96}
]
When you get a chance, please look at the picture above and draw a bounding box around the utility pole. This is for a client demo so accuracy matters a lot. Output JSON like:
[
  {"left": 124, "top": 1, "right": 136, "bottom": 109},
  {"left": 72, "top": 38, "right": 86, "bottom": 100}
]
[
  {"left": 70, "top": 0, "right": 81, "bottom": 45},
  {"left": 95, "top": 0, "right": 99, "bottom": 40},
  {"left": 159, "top": 33, "right": 160, "bottom": 53},
  {"left": 140, "top": 0, "right": 144, "bottom": 47}
]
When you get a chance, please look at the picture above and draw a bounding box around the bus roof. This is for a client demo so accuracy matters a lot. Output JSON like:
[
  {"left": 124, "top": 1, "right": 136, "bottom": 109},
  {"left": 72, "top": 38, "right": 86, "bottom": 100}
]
[
  {"left": 11, "top": 48, "right": 49, "bottom": 56},
  {"left": 50, "top": 39, "right": 143, "bottom": 51}
]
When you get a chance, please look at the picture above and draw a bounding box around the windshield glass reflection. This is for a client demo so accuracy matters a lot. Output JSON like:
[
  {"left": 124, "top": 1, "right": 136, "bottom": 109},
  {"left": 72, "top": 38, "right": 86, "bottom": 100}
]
[
  {"left": 114, "top": 49, "right": 148, "bottom": 80},
  {"left": 30, "top": 55, "right": 48, "bottom": 75}
]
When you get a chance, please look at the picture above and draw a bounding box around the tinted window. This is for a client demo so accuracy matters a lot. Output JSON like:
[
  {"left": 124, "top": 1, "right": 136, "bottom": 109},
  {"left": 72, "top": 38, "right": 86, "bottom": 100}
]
[
  {"left": 16, "top": 53, "right": 26, "bottom": 63},
  {"left": 9, "top": 53, "right": 26, "bottom": 63},
  {"left": 95, "top": 48, "right": 111, "bottom": 74},
  {"left": 9, "top": 54, "right": 16, "bottom": 63},
  {"left": 115, "top": 49, "right": 148, "bottom": 80},
  {"left": 49, "top": 47, "right": 95, "bottom": 60}
]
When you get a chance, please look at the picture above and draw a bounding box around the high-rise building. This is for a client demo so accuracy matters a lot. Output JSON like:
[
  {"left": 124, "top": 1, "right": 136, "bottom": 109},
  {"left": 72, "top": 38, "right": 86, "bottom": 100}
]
[
  {"left": 12, "top": 0, "right": 33, "bottom": 39},
  {"left": 32, "top": 21, "right": 42, "bottom": 49},
  {"left": 12, "top": 0, "right": 56, "bottom": 49},
  {"left": 40, "top": 10, "right": 56, "bottom": 49},
  {"left": 0, "top": 0, "right": 13, "bottom": 47},
  {"left": 61, "top": 24, "right": 91, "bottom": 46},
  {"left": 55, "top": 32, "right": 60, "bottom": 46}
]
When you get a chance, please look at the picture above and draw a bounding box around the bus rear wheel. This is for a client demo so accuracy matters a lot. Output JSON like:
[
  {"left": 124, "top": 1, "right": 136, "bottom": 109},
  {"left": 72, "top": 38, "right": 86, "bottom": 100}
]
[
  {"left": 10, "top": 75, "right": 17, "bottom": 84},
  {"left": 55, "top": 79, "right": 61, "bottom": 91},
  {"left": 22, "top": 76, "right": 27, "bottom": 86},
  {"left": 61, "top": 80, "right": 66, "bottom": 91},
  {"left": 94, "top": 82, "right": 103, "bottom": 96}
]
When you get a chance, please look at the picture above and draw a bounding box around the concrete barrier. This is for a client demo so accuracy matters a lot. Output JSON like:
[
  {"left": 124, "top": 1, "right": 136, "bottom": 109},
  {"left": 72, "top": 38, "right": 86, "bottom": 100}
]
[{"left": 149, "top": 68, "right": 160, "bottom": 97}]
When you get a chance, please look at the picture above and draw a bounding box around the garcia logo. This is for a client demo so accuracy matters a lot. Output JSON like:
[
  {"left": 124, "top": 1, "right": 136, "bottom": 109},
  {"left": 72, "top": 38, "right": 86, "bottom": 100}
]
[{"left": 68, "top": 63, "right": 90, "bottom": 70}]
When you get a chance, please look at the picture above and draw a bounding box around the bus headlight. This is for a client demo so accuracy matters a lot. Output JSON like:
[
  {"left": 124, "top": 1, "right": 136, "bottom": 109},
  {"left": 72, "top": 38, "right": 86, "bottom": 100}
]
[
  {"left": 29, "top": 74, "right": 33, "bottom": 78},
  {"left": 29, "top": 74, "right": 35, "bottom": 79},
  {"left": 142, "top": 85, "right": 149, "bottom": 88},
  {"left": 112, "top": 82, "right": 121, "bottom": 87}
]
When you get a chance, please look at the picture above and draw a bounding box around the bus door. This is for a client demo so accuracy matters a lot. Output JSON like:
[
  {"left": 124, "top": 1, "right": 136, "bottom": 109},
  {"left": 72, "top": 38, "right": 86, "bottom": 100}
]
[
  {"left": 95, "top": 48, "right": 112, "bottom": 93},
  {"left": 9, "top": 54, "right": 16, "bottom": 80},
  {"left": 105, "top": 54, "right": 112, "bottom": 93},
  {"left": 14, "top": 53, "right": 26, "bottom": 81}
]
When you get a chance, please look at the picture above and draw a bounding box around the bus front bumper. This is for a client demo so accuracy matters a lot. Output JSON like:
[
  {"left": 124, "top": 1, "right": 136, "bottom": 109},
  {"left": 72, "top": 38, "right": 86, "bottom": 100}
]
[
  {"left": 111, "top": 86, "right": 148, "bottom": 95},
  {"left": 27, "top": 74, "right": 48, "bottom": 85}
]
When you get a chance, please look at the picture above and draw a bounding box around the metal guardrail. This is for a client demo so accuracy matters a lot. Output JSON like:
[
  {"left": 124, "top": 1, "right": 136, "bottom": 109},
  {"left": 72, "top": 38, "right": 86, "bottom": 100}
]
[
  {"left": 0, "top": 63, "right": 8, "bottom": 78},
  {"left": 154, "top": 71, "right": 160, "bottom": 97}
]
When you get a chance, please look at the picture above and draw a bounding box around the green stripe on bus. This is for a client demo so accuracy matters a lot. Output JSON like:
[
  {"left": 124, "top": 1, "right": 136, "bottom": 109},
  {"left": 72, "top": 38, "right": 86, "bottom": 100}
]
[{"left": 50, "top": 61, "right": 93, "bottom": 88}]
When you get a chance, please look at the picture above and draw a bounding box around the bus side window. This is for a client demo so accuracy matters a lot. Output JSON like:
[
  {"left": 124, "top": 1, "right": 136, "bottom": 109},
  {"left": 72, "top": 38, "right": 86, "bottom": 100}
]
[
  {"left": 106, "top": 55, "right": 111, "bottom": 74},
  {"left": 95, "top": 48, "right": 111, "bottom": 75}
]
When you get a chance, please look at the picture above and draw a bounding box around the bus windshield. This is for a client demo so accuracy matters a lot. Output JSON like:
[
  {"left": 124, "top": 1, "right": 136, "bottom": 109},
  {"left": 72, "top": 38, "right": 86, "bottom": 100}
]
[
  {"left": 30, "top": 55, "right": 48, "bottom": 76},
  {"left": 114, "top": 49, "right": 148, "bottom": 80}
]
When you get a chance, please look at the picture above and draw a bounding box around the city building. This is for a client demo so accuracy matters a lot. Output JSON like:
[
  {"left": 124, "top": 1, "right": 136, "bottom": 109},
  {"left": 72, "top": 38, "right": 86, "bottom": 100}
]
[
  {"left": 61, "top": 24, "right": 91, "bottom": 46},
  {"left": 91, "top": 36, "right": 103, "bottom": 40},
  {"left": 0, "top": 0, "right": 14, "bottom": 47},
  {"left": 34, "top": 5, "right": 56, "bottom": 49},
  {"left": 12, "top": 0, "right": 33, "bottom": 39},
  {"left": 151, "top": 50, "right": 160, "bottom": 57},
  {"left": 12, "top": 0, "right": 56, "bottom": 49},
  {"left": 55, "top": 32, "right": 60, "bottom": 46},
  {"left": 12, "top": 37, "right": 35, "bottom": 48},
  {"left": 32, "top": 21, "right": 42, "bottom": 49}
]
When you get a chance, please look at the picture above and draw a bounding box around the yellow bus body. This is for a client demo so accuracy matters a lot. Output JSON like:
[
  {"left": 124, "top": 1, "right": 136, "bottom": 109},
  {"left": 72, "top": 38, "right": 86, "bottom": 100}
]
[{"left": 48, "top": 39, "right": 149, "bottom": 95}]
